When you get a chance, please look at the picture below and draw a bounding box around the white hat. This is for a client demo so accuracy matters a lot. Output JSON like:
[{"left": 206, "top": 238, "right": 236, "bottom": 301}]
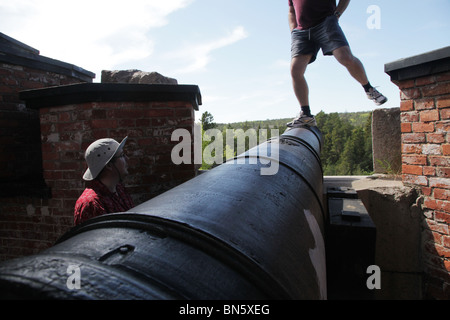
[{"left": 83, "top": 137, "right": 128, "bottom": 181}]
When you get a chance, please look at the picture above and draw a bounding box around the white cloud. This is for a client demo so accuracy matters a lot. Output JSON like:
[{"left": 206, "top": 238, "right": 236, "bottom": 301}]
[
  {"left": 272, "top": 59, "right": 291, "bottom": 69},
  {"left": 0, "top": 0, "right": 193, "bottom": 79},
  {"left": 171, "top": 26, "right": 249, "bottom": 74}
]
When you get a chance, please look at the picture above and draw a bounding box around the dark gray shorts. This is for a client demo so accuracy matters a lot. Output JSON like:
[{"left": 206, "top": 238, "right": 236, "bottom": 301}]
[{"left": 291, "top": 15, "right": 349, "bottom": 64}]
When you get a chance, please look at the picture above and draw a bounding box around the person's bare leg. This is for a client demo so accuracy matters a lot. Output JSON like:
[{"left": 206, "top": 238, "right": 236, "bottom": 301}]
[
  {"left": 332, "top": 46, "right": 368, "bottom": 85},
  {"left": 288, "top": 53, "right": 317, "bottom": 127},
  {"left": 333, "top": 45, "right": 388, "bottom": 105},
  {"left": 291, "top": 54, "right": 313, "bottom": 108}
]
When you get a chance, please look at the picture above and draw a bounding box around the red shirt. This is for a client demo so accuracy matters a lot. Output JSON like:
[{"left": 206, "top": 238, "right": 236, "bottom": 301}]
[
  {"left": 74, "top": 180, "right": 134, "bottom": 226},
  {"left": 289, "top": 0, "right": 336, "bottom": 30}
]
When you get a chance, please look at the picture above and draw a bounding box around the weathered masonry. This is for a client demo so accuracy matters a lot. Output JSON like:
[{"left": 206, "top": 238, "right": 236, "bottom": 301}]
[
  {"left": 386, "top": 46, "right": 450, "bottom": 300},
  {"left": 0, "top": 33, "right": 94, "bottom": 260},
  {"left": 0, "top": 33, "right": 201, "bottom": 262}
]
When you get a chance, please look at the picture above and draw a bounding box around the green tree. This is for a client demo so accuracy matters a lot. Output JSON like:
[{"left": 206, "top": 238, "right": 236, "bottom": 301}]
[
  {"left": 316, "top": 111, "right": 373, "bottom": 175},
  {"left": 202, "top": 111, "right": 373, "bottom": 175},
  {"left": 201, "top": 111, "right": 217, "bottom": 131}
]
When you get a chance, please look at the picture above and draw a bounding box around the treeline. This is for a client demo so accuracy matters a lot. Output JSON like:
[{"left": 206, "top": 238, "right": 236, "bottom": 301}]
[
  {"left": 315, "top": 111, "right": 373, "bottom": 175},
  {"left": 201, "top": 111, "right": 373, "bottom": 176}
]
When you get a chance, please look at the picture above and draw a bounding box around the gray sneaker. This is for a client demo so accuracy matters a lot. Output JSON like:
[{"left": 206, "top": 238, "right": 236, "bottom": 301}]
[
  {"left": 367, "top": 87, "right": 387, "bottom": 106},
  {"left": 286, "top": 113, "right": 317, "bottom": 128}
]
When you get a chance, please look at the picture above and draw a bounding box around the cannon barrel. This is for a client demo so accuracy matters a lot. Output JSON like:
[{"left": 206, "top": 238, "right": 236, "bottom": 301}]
[{"left": 0, "top": 127, "right": 325, "bottom": 300}]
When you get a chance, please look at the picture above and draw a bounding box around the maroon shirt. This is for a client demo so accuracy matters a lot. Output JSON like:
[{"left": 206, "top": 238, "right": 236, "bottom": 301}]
[
  {"left": 74, "top": 180, "right": 134, "bottom": 226},
  {"left": 289, "top": 0, "right": 336, "bottom": 30}
]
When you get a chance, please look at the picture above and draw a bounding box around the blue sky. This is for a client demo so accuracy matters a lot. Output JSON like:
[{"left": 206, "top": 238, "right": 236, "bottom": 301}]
[{"left": 1, "top": 0, "right": 449, "bottom": 123}]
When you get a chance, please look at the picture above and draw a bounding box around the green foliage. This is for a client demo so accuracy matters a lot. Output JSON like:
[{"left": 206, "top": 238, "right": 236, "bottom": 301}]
[
  {"left": 315, "top": 111, "right": 373, "bottom": 175},
  {"left": 201, "top": 111, "right": 217, "bottom": 131},
  {"left": 375, "top": 159, "right": 402, "bottom": 177},
  {"left": 199, "top": 118, "right": 283, "bottom": 171},
  {"left": 202, "top": 111, "right": 374, "bottom": 175},
  {"left": 216, "top": 119, "right": 288, "bottom": 134}
]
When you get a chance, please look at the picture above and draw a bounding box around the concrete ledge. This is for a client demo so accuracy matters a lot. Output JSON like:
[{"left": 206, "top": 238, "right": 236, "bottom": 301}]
[
  {"left": 324, "top": 176, "right": 369, "bottom": 189},
  {"left": 385, "top": 46, "right": 450, "bottom": 81},
  {"left": 0, "top": 33, "right": 95, "bottom": 83},
  {"left": 20, "top": 83, "right": 202, "bottom": 111},
  {"left": 352, "top": 175, "right": 403, "bottom": 191}
]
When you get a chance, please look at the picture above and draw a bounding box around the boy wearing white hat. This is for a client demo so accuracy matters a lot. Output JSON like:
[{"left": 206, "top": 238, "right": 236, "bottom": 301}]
[{"left": 74, "top": 137, "right": 134, "bottom": 225}]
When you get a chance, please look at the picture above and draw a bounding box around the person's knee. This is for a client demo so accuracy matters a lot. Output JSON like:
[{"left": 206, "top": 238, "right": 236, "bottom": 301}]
[
  {"left": 291, "top": 66, "right": 304, "bottom": 80},
  {"left": 334, "top": 47, "right": 355, "bottom": 66},
  {"left": 291, "top": 56, "right": 309, "bottom": 78},
  {"left": 291, "top": 69, "right": 307, "bottom": 83},
  {"left": 338, "top": 53, "right": 355, "bottom": 67}
]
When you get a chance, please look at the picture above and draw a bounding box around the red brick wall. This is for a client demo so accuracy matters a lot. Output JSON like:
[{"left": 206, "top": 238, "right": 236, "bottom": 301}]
[
  {"left": 0, "top": 36, "right": 199, "bottom": 264},
  {"left": 39, "top": 99, "right": 196, "bottom": 210},
  {"left": 0, "top": 64, "right": 92, "bottom": 261},
  {"left": 396, "top": 70, "right": 450, "bottom": 299},
  {"left": 0, "top": 97, "right": 197, "bottom": 262},
  {"left": 0, "top": 62, "right": 87, "bottom": 185}
]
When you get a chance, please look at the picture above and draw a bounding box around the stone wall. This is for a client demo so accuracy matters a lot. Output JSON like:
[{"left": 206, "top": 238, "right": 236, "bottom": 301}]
[{"left": 355, "top": 182, "right": 423, "bottom": 299}]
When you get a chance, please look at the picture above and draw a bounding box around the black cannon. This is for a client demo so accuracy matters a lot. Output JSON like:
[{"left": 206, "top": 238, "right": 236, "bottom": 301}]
[{"left": 0, "top": 126, "right": 325, "bottom": 300}]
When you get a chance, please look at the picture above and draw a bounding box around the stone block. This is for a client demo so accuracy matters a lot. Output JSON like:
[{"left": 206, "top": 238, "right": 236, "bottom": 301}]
[
  {"left": 372, "top": 108, "right": 401, "bottom": 174},
  {"left": 354, "top": 179, "right": 423, "bottom": 299},
  {"left": 101, "top": 69, "right": 178, "bottom": 85}
]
